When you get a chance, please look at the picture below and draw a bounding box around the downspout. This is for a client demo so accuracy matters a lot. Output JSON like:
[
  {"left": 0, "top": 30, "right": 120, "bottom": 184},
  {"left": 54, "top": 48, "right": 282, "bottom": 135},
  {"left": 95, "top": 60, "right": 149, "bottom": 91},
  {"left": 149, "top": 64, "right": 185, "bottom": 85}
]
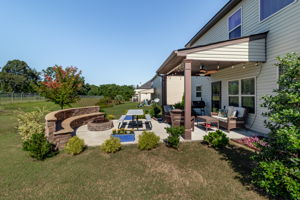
[{"left": 247, "top": 62, "right": 263, "bottom": 129}]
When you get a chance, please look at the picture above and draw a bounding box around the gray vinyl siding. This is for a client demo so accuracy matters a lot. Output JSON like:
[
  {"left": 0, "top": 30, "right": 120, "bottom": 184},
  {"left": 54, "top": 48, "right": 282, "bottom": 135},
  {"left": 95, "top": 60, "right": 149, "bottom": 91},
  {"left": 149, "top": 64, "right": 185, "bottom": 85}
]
[
  {"left": 187, "top": 39, "right": 266, "bottom": 62},
  {"left": 211, "top": 62, "right": 270, "bottom": 133},
  {"left": 191, "top": 0, "right": 300, "bottom": 134},
  {"left": 192, "top": 77, "right": 212, "bottom": 115}
]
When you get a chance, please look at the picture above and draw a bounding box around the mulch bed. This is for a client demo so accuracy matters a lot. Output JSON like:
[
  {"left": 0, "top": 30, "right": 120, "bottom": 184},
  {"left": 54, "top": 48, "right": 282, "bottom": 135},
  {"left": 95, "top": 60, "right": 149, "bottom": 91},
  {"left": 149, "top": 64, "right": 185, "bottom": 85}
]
[{"left": 231, "top": 136, "right": 267, "bottom": 151}]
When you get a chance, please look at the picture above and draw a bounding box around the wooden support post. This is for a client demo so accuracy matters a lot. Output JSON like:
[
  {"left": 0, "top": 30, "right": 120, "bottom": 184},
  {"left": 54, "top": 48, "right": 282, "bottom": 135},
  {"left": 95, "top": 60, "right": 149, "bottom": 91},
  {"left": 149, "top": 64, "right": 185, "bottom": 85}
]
[{"left": 184, "top": 60, "right": 192, "bottom": 140}]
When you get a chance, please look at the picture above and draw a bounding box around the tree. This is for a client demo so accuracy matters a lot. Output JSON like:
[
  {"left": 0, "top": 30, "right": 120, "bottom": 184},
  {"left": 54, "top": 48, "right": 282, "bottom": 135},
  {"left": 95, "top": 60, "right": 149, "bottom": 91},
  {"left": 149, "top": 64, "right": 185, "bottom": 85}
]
[
  {"left": 252, "top": 53, "right": 300, "bottom": 199},
  {"left": 98, "top": 84, "right": 134, "bottom": 101},
  {"left": 38, "top": 65, "right": 83, "bottom": 109},
  {"left": 87, "top": 84, "right": 100, "bottom": 96},
  {"left": 0, "top": 60, "right": 40, "bottom": 93}
]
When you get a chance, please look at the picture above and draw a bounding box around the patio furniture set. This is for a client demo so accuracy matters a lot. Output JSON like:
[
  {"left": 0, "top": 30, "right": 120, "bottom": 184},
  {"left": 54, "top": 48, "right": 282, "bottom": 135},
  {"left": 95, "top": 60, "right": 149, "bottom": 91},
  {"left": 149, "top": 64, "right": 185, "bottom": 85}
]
[
  {"left": 163, "top": 104, "right": 247, "bottom": 132},
  {"left": 118, "top": 109, "right": 152, "bottom": 130}
]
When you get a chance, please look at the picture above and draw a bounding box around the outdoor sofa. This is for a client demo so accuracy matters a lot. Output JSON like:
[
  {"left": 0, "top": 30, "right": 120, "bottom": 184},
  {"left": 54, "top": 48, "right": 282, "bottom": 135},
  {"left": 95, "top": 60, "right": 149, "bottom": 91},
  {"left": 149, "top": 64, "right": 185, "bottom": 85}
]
[{"left": 211, "top": 106, "right": 247, "bottom": 132}]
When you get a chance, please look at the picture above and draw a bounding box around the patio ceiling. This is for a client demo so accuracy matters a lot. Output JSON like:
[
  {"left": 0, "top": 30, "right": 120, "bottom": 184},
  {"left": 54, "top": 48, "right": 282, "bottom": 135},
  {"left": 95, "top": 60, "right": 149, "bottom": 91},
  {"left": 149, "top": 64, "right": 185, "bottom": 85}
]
[{"left": 156, "top": 32, "right": 268, "bottom": 75}]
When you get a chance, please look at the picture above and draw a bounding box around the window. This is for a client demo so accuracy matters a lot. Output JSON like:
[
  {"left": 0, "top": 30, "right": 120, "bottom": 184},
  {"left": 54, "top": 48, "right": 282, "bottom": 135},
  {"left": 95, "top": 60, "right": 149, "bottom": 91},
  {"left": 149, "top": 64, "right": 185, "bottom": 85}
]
[
  {"left": 196, "top": 86, "right": 202, "bottom": 98},
  {"left": 228, "top": 78, "right": 256, "bottom": 114},
  {"left": 228, "top": 8, "right": 242, "bottom": 39},
  {"left": 260, "top": 0, "right": 294, "bottom": 21},
  {"left": 241, "top": 78, "right": 255, "bottom": 114},
  {"left": 228, "top": 80, "right": 239, "bottom": 107}
]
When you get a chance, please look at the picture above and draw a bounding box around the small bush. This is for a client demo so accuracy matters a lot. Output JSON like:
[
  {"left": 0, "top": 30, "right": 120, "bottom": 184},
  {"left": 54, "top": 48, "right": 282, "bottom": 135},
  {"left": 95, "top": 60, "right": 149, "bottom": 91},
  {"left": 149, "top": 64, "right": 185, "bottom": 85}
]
[
  {"left": 97, "top": 96, "right": 114, "bottom": 108},
  {"left": 203, "top": 130, "right": 229, "bottom": 148},
  {"left": 252, "top": 161, "right": 300, "bottom": 199},
  {"left": 112, "top": 129, "right": 134, "bottom": 135},
  {"left": 24, "top": 133, "right": 53, "bottom": 160},
  {"left": 101, "top": 137, "right": 121, "bottom": 153},
  {"left": 107, "top": 114, "right": 115, "bottom": 120},
  {"left": 138, "top": 131, "right": 160, "bottom": 150},
  {"left": 114, "top": 95, "right": 124, "bottom": 105},
  {"left": 64, "top": 136, "right": 85, "bottom": 155},
  {"left": 164, "top": 126, "right": 184, "bottom": 149},
  {"left": 17, "top": 108, "right": 46, "bottom": 142},
  {"left": 149, "top": 103, "right": 161, "bottom": 118}
]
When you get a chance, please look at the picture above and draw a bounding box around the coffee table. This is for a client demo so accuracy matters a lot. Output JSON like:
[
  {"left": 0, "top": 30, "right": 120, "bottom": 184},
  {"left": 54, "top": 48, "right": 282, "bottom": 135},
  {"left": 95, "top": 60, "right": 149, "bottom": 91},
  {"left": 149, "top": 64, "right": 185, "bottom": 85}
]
[{"left": 196, "top": 116, "right": 219, "bottom": 132}]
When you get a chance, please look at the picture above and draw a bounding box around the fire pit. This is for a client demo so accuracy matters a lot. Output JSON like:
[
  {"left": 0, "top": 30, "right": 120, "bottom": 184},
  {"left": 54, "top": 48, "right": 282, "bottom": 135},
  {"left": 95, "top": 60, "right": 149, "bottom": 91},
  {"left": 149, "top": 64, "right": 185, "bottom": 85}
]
[{"left": 87, "top": 116, "right": 114, "bottom": 131}]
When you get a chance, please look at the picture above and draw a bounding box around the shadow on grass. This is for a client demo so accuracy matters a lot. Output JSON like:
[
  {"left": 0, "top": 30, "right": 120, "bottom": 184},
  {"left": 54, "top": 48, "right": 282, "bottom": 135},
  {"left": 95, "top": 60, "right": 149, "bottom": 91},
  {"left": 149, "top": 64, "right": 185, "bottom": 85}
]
[{"left": 216, "top": 144, "right": 277, "bottom": 199}]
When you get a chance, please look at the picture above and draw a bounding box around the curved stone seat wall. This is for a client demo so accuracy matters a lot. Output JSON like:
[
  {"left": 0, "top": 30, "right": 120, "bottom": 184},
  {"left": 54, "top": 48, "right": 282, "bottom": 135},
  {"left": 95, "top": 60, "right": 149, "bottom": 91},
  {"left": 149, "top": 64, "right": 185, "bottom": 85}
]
[{"left": 45, "top": 106, "right": 102, "bottom": 149}]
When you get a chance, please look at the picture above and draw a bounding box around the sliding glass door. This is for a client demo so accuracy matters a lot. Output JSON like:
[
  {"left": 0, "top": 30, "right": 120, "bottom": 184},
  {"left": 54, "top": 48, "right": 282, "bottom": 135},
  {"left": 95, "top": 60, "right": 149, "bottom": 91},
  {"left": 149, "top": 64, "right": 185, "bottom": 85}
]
[{"left": 211, "top": 81, "right": 222, "bottom": 112}]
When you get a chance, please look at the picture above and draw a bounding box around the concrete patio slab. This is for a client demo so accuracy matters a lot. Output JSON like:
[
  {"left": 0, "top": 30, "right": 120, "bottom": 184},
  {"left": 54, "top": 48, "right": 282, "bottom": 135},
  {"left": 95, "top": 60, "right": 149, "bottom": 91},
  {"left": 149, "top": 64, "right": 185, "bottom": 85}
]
[{"left": 76, "top": 119, "right": 264, "bottom": 146}]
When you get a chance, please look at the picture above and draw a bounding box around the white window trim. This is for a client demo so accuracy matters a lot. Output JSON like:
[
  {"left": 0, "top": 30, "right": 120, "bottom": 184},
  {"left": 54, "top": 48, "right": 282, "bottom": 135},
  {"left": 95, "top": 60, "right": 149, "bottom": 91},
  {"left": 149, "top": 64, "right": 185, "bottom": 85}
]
[
  {"left": 259, "top": 0, "right": 297, "bottom": 23},
  {"left": 196, "top": 85, "right": 202, "bottom": 98},
  {"left": 227, "top": 77, "right": 256, "bottom": 114},
  {"left": 227, "top": 7, "right": 243, "bottom": 39}
]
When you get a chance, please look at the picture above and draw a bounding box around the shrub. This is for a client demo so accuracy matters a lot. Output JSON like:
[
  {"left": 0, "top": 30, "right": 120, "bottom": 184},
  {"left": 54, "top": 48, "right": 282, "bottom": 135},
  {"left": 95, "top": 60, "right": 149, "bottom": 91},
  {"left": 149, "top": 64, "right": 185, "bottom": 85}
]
[
  {"left": 252, "top": 161, "right": 300, "bottom": 199},
  {"left": 24, "top": 133, "right": 53, "bottom": 160},
  {"left": 252, "top": 53, "right": 300, "bottom": 200},
  {"left": 203, "top": 130, "right": 229, "bottom": 148},
  {"left": 164, "top": 126, "right": 184, "bottom": 149},
  {"left": 107, "top": 114, "right": 115, "bottom": 120},
  {"left": 17, "top": 108, "right": 46, "bottom": 142},
  {"left": 97, "top": 96, "right": 114, "bottom": 108},
  {"left": 112, "top": 129, "right": 134, "bottom": 135},
  {"left": 149, "top": 103, "right": 161, "bottom": 118},
  {"left": 138, "top": 131, "right": 160, "bottom": 150},
  {"left": 101, "top": 137, "right": 121, "bottom": 153},
  {"left": 64, "top": 136, "right": 85, "bottom": 155},
  {"left": 114, "top": 95, "right": 124, "bottom": 105}
]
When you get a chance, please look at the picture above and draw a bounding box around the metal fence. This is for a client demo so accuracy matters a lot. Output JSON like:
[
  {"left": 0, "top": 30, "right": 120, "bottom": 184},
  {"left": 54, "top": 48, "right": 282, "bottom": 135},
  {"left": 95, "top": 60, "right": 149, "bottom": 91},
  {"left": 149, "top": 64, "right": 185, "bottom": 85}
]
[
  {"left": 0, "top": 93, "right": 103, "bottom": 104},
  {"left": 0, "top": 93, "right": 45, "bottom": 104}
]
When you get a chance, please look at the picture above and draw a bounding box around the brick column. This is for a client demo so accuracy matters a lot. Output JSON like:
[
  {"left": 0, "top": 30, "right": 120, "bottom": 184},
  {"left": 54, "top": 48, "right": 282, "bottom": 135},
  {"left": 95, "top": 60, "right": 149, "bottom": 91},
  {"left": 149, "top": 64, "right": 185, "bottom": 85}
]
[{"left": 184, "top": 60, "right": 192, "bottom": 140}]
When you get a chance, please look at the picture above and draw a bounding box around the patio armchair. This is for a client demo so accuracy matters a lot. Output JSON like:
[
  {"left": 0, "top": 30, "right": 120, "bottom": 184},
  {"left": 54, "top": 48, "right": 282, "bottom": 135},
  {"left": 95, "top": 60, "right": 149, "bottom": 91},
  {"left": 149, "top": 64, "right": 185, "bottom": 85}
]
[
  {"left": 170, "top": 109, "right": 195, "bottom": 131},
  {"left": 211, "top": 106, "right": 247, "bottom": 132},
  {"left": 163, "top": 105, "right": 174, "bottom": 124}
]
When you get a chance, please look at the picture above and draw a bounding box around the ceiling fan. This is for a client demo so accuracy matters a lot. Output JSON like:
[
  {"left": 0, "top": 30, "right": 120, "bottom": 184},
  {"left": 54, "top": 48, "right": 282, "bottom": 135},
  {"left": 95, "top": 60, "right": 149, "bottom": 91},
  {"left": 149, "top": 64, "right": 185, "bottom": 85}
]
[{"left": 197, "top": 64, "right": 218, "bottom": 76}]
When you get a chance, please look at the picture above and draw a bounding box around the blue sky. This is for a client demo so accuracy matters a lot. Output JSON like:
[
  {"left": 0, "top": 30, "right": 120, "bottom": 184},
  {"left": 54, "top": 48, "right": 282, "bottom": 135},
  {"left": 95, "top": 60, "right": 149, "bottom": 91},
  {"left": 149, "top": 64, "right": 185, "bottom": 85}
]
[{"left": 0, "top": 0, "right": 228, "bottom": 86}]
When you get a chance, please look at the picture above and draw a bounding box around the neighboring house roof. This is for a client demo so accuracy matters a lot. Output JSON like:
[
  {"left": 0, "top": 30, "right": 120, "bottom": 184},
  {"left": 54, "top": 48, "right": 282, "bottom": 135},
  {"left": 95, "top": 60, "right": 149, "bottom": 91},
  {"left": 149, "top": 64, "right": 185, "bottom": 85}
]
[
  {"left": 185, "top": 0, "right": 242, "bottom": 47},
  {"left": 138, "top": 80, "right": 153, "bottom": 89}
]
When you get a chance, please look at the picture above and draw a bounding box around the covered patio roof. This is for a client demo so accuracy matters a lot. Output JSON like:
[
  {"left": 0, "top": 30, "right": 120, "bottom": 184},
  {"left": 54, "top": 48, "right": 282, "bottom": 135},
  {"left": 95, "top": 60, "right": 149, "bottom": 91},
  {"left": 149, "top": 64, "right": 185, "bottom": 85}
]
[{"left": 156, "top": 32, "right": 268, "bottom": 75}]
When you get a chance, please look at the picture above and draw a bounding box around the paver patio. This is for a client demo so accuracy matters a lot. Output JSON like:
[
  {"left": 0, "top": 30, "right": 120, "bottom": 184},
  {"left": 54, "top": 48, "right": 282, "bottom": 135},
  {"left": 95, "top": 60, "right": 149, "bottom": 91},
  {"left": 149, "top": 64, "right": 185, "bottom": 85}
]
[{"left": 76, "top": 119, "right": 265, "bottom": 146}]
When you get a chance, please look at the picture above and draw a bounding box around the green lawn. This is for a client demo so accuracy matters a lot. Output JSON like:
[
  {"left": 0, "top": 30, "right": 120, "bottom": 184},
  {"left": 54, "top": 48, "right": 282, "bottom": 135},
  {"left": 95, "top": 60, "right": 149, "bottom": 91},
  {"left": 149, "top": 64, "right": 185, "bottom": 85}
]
[{"left": 0, "top": 101, "right": 268, "bottom": 200}]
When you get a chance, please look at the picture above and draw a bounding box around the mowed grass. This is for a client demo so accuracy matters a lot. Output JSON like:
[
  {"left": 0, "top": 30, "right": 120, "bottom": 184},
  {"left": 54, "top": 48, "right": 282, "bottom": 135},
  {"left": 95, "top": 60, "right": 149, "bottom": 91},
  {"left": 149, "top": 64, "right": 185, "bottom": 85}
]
[{"left": 0, "top": 101, "right": 268, "bottom": 200}]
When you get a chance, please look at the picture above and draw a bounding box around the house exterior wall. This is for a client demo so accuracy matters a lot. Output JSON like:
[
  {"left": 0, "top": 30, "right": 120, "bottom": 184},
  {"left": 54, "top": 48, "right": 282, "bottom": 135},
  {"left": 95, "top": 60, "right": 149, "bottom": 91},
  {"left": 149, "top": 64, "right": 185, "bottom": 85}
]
[
  {"left": 190, "top": 0, "right": 300, "bottom": 134},
  {"left": 134, "top": 88, "right": 153, "bottom": 102},
  {"left": 166, "top": 76, "right": 184, "bottom": 105},
  {"left": 166, "top": 76, "right": 211, "bottom": 112},
  {"left": 139, "top": 93, "right": 152, "bottom": 102},
  {"left": 192, "top": 76, "right": 212, "bottom": 115}
]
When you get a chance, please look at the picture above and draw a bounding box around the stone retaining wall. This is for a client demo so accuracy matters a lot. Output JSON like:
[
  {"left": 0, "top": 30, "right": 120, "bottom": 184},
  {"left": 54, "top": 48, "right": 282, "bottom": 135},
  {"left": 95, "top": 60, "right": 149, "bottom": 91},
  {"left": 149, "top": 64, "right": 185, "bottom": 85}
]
[{"left": 45, "top": 106, "right": 103, "bottom": 149}]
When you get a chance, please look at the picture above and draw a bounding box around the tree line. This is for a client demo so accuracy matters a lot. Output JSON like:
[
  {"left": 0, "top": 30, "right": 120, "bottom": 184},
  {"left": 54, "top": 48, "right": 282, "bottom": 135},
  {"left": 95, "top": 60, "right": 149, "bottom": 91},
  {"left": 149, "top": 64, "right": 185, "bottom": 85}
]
[{"left": 0, "top": 59, "right": 135, "bottom": 101}]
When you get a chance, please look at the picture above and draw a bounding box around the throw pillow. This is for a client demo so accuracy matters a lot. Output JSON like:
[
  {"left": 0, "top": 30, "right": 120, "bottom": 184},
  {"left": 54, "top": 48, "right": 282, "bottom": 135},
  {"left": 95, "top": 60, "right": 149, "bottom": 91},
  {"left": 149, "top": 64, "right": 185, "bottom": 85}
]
[
  {"left": 218, "top": 109, "right": 227, "bottom": 117},
  {"left": 231, "top": 110, "right": 238, "bottom": 117}
]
